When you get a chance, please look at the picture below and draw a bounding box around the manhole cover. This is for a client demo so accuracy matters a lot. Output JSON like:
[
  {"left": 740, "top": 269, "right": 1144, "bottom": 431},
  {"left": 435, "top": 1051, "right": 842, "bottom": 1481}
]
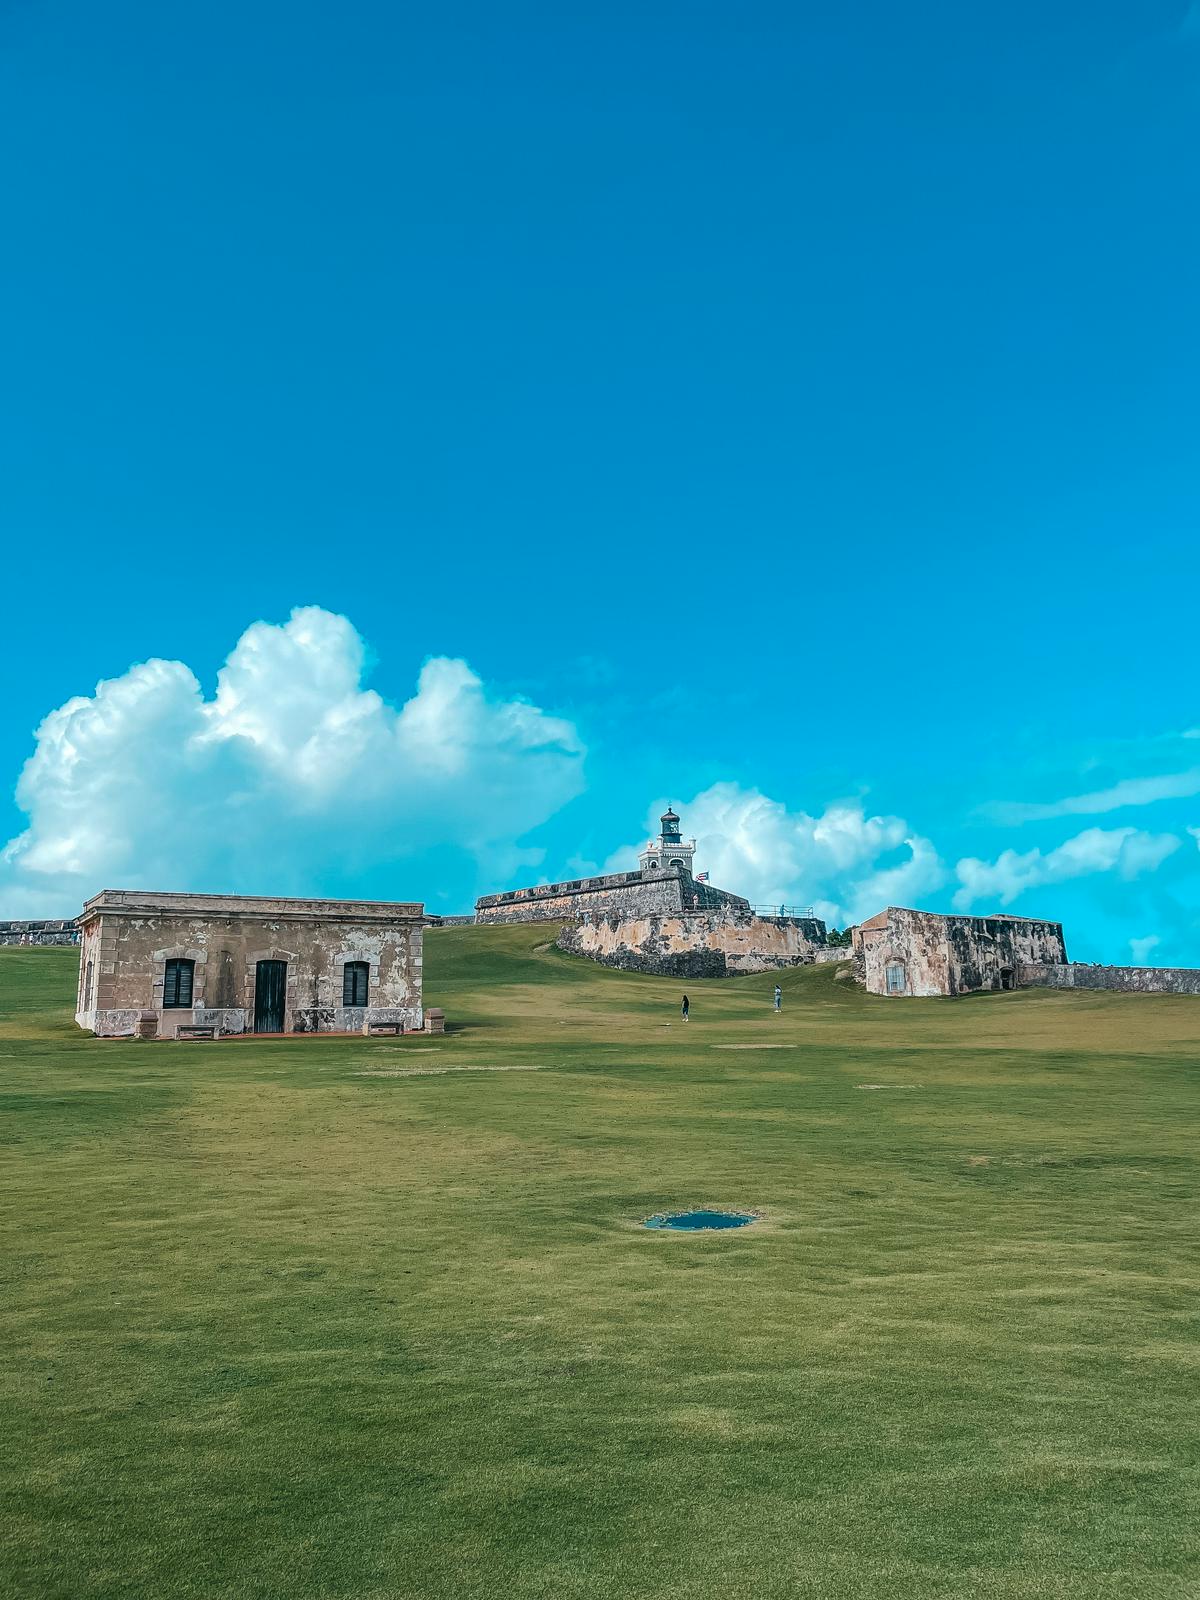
[{"left": 643, "top": 1209, "right": 755, "bottom": 1231}]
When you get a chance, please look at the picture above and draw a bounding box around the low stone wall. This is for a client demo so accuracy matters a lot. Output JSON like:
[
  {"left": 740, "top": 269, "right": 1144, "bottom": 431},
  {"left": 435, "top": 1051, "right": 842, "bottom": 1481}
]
[
  {"left": 0, "top": 918, "right": 80, "bottom": 946},
  {"left": 812, "top": 946, "right": 853, "bottom": 963},
  {"left": 476, "top": 867, "right": 748, "bottom": 927},
  {"left": 1020, "top": 961, "right": 1200, "bottom": 995},
  {"left": 556, "top": 908, "right": 828, "bottom": 978}
]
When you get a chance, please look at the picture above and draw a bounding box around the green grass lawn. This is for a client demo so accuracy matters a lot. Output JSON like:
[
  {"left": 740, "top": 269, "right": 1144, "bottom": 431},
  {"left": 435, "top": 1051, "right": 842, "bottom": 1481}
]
[{"left": 2, "top": 927, "right": 1199, "bottom": 1600}]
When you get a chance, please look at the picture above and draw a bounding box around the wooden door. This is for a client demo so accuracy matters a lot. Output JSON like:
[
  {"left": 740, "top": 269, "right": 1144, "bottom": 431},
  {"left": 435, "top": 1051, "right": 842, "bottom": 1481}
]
[{"left": 254, "top": 960, "right": 287, "bottom": 1033}]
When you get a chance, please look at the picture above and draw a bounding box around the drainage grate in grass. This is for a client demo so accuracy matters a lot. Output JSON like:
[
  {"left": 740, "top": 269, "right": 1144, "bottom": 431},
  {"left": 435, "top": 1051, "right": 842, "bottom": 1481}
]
[{"left": 643, "top": 1209, "right": 755, "bottom": 1231}]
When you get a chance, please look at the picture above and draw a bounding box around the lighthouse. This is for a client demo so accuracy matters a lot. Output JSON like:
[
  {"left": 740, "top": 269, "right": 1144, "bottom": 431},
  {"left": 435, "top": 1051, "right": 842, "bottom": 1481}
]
[{"left": 638, "top": 806, "right": 697, "bottom": 877}]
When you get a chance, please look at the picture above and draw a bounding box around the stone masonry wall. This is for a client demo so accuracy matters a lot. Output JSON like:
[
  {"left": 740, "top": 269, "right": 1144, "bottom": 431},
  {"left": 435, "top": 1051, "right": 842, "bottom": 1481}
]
[
  {"left": 1020, "top": 961, "right": 1200, "bottom": 995},
  {"left": 476, "top": 867, "right": 748, "bottom": 926},
  {"left": 0, "top": 919, "right": 80, "bottom": 946},
  {"left": 556, "top": 907, "right": 828, "bottom": 978}
]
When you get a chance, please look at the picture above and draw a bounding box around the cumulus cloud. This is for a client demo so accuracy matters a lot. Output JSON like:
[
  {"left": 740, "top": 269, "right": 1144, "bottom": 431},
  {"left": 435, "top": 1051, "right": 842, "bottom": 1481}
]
[
  {"left": 985, "top": 769, "right": 1200, "bottom": 825},
  {"left": 953, "top": 826, "right": 1180, "bottom": 910},
  {"left": 1129, "top": 935, "right": 1162, "bottom": 965},
  {"left": 604, "top": 782, "right": 945, "bottom": 926},
  {"left": 1, "top": 607, "right": 584, "bottom": 915}
]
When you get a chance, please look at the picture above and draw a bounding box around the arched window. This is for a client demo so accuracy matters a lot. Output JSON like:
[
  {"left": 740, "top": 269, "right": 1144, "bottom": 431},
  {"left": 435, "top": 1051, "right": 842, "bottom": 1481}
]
[
  {"left": 342, "top": 961, "right": 369, "bottom": 1007},
  {"left": 648, "top": 859, "right": 658, "bottom": 870},
  {"left": 163, "top": 958, "right": 195, "bottom": 1008}
]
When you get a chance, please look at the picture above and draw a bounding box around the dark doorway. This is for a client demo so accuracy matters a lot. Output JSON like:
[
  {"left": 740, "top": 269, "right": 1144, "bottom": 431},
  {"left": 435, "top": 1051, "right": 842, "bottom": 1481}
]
[
  {"left": 254, "top": 960, "right": 288, "bottom": 1033},
  {"left": 1000, "top": 967, "right": 1015, "bottom": 991}
]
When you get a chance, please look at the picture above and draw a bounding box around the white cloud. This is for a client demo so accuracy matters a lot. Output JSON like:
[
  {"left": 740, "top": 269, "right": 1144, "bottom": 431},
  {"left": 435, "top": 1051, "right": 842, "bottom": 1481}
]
[
  {"left": 604, "top": 782, "right": 945, "bottom": 926},
  {"left": 953, "top": 826, "right": 1180, "bottom": 910},
  {"left": 1, "top": 607, "right": 584, "bottom": 915},
  {"left": 1129, "top": 935, "right": 1161, "bottom": 965},
  {"left": 985, "top": 769, "right": 1200, "bottom": 824}
]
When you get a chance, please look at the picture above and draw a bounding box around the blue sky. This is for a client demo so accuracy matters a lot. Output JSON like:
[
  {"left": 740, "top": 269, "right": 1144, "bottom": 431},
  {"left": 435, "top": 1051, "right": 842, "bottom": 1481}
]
[{"left": 2, "top": 1, "right": 1199, "bottom": 962}]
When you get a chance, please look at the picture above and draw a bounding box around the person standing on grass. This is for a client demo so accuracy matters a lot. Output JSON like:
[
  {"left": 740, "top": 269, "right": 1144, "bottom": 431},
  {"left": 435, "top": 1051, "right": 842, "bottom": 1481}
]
[
  {"left": 774, "top": 983, "right": 782, "bottom": 1013},
  {"left": 681, "top": 993, "right": 690, "bottom": 1022}
]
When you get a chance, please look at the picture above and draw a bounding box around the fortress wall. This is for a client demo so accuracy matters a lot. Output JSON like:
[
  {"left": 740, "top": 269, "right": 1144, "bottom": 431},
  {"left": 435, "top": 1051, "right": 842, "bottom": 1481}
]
[
  {"left": 475, "top": 868, "right": 748, "bottom": 926},
  {"left": 556, "top": 908, "right": 827, "bottom": 978},
  {"left": 1020, "top": 961, "right": 1200, "bottom": 995},
  {"left": 0, "top": 919, "right": 80, "bottom": 946}
]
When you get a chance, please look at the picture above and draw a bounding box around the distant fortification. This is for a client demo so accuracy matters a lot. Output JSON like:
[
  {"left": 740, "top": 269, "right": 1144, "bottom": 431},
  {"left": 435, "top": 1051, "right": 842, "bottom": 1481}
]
[
  {"left": 557, "top": 905, "right": 828, "bottom": 978},
  {"left": 0, "top": 919, "right": 80, "bottom": 947},
  {"left": 475, "top": 808, "right": 750, "bottom": 926},
  {"left": 477, "top": 805, "right": 830, "bottom": 976}
]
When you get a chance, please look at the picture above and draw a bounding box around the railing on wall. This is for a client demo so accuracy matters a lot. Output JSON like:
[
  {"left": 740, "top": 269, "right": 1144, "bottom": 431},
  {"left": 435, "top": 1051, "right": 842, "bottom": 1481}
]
[{"left": 748, "top": 904, "right": 815, "bottom": 919}]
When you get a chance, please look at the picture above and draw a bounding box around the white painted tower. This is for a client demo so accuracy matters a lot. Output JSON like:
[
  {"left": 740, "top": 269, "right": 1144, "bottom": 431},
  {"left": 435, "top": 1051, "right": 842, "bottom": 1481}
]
[{"left": 639, "top": 806, "right": 697, "bottom": 876}]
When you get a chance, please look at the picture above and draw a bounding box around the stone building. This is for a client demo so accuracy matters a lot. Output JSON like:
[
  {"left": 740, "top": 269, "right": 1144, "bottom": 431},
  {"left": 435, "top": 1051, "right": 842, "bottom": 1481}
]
[
  {"left": 75, "top": 890, "right": 428, "bottom": 1038},
  {"left": 852, "top": 906, "right": 1066, "bottom": 998}
]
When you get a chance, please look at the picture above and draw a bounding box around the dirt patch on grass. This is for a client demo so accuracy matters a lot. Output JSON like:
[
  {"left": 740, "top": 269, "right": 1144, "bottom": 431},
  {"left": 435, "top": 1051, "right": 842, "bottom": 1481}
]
[
  {"left": 351, "top": 1064, "right": 551, "bottom": 1078},
  {"left": 711, "top": 1043, "right": 798, "bottom": 1050}
]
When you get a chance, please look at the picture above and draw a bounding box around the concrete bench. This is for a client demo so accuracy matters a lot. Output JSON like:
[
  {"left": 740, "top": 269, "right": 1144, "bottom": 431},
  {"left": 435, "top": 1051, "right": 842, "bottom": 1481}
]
[
  {"left": 176, "top": 1025, "right": 217, "bottom": 1040},
  {"left": 365, "top": 1021, "right": 406, "bottom": 1036}
]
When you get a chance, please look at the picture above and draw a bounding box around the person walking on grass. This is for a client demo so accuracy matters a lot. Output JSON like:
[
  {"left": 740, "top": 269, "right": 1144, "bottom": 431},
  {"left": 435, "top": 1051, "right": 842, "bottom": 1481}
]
[
  {"left": 774, "top": 983, "right": 782, "bottom": 1014},
  {"left": 681, "top": 993, "right": 690, "bottom": 1023}
]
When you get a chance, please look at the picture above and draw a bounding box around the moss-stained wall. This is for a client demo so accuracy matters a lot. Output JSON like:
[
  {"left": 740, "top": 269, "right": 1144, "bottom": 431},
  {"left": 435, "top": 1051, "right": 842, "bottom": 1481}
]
[
  {"left": 556, "top": 908, "right": 827, "bottom": 977},
  {"left": 1021, "top": 961, "right": 1200, "bottom": 994}
]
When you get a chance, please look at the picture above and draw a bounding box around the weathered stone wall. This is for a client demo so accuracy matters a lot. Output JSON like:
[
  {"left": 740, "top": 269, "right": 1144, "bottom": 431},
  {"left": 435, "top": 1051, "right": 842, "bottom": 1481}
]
[
  {"left": 1020, "top": 961, "right": 1200, "bottom": 995},
  {"left": 76, "top": 890, "right": 426, "bottom": 1038},
  {"left": 476, "top": 866, "right": 748, "bottom": 926},
  {"left": 854, "top": 907, "right": 1067, "bottom": 997},
  {"left": 556, "top": 907, "right": 828, "bottom": 978},
  {"left": 0, "top": 919, "right": 80, "bottom": 946}
]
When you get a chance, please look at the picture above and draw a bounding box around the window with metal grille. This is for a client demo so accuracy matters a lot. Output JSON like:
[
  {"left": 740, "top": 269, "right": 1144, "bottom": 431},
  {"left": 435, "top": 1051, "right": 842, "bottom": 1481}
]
[
  {"left": 342, "top": 961, "right": 369, "bottom": 1007},
  {"left": 163, "top": 958, "right": 195, "bottom": 1008},
  {"left": 83, "top": 959, "right": 94, "bottom": 1009},
  {"left": 885, "top": 963, "right": 906, "bottom": 995}
]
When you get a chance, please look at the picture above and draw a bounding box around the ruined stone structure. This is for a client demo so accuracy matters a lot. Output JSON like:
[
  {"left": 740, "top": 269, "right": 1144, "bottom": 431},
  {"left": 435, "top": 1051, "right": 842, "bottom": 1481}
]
[
  {"left": 556, "top": 907, "right": 828, "bottom": 978},
  {"left": 0, "top": 918, "right": 80, "bottom": 946},
  {"left": 75, "top": 890, "right": 428, "bottom": 1038},
  {"left": 1020, "top": 961, "right": 1200, "bottom": 995},
  {"left": 853, "top": 906, "right": 1067, "bottom": 998}
]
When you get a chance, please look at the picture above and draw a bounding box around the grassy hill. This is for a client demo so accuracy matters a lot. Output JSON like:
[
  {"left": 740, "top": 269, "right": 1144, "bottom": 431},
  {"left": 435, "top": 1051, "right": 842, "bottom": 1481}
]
[{"left": 2, "top": 928, "right": 1198, "bottom": 1599}]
